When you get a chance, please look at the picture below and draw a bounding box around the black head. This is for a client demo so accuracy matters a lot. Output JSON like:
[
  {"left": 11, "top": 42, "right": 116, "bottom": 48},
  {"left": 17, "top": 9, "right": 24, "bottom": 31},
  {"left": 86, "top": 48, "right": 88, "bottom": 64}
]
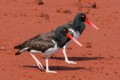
[
  {"left": 55, "top": 26, "right": 69, "bottom": 36},
  {"left": 73, "top": 12, "right": 99, "bottom": 31},
  {"left": 74, "top": 12, "right": 86, "bottom": 23},
  {"left": 54, "top": 26, "right": 71, "bottom": 47},
  {"left": 73, "top": 12, "right": 86, "bottom": 33}
]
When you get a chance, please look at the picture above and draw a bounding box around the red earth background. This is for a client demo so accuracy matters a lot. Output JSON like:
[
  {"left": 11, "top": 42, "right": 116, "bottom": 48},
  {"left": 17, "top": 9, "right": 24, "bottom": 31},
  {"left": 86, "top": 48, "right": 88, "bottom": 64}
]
[{"left": 0, "top": 0, "right": 120, "bottom": 80}]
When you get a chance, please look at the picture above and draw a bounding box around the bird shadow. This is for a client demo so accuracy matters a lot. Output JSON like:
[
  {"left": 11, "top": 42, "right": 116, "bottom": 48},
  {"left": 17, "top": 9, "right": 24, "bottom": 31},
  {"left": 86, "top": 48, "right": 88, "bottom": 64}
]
[
  {"left": 22, "top": 57, "right": 105, "bottom": 72},
  {"left": 23, "top": 65, "right": 87, "bottom": 71},
  {"left": 51, "top": 56, "right": 105, "bottom": 61}
]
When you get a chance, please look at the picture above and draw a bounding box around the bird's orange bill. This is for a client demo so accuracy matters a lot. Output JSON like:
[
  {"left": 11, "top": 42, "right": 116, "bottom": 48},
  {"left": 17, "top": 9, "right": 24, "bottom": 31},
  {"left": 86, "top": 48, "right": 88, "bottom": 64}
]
[
  {"left": 66, "top": 33, "right": 83, "bottom": 47},
  {"left": 86, "top": 19, "right": 99, "bottom": 30}
]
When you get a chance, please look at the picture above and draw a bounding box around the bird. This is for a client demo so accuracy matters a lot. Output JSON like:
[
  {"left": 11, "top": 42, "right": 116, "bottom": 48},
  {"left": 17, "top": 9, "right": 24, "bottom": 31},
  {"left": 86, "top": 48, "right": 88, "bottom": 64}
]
[
  {"left": 57, "top": 12, "right": 98, "bottom": 64},
  {"left": 14, "top": 26, "right": 79, "bottom": 73}
]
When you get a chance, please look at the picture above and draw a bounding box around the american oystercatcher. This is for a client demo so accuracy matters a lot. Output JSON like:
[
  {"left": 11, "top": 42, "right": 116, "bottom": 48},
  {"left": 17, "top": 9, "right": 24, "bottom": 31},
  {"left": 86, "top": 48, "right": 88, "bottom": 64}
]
[
  {"left": 59, "top": 12, "right": 99, "bottom": 64},
  {"left": 14, "top": 26, "right": 81, "bottom": 73}
]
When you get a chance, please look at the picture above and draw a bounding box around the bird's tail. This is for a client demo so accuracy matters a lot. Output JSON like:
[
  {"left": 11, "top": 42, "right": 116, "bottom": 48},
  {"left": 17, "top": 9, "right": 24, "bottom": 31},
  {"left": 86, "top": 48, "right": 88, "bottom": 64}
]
[
  {"left": 15, "top": 47, "right": 29, "bottom": 55},
  {"left": 15, "top": 50, "right": 22, "bottom": 55},
  {"left": 14, "top": 43, "right": 26, "bottom": 49}
]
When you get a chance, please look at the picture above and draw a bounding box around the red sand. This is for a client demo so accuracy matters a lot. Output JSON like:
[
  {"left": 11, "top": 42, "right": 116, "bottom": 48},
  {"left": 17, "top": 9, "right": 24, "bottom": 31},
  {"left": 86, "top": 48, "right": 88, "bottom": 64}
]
[{"left": 0, "top": 0, "right": 120, "bottom": 80}]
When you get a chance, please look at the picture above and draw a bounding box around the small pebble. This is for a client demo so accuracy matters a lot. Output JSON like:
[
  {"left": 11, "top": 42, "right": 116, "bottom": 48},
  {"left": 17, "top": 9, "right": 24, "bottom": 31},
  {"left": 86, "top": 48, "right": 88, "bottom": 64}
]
[
  {"left": 0, "top": 46, "right": 6, "bottom": 51},
  {"left": 86, "top": 42, "right": 92, "bottom": 48}
]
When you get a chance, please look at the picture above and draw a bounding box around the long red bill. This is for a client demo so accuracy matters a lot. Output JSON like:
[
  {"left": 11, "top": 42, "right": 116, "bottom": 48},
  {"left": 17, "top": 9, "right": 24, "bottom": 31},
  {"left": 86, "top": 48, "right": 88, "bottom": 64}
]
[
  {"left": 86, "top": 19, "right": 99, "bottom": 30},
  {"left": 66, "top": 33, "right": 83, "bottom": 47}
]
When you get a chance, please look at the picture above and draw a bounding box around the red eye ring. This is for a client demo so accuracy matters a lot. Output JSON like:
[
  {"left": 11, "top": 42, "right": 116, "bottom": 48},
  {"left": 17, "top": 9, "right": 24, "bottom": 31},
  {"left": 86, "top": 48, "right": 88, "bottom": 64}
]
[
  {"left": 82, "top": 15, "right": 85, "bottom": 18},
  {"left": 63, "top": 30, "right": 66, "bottom": 32}
]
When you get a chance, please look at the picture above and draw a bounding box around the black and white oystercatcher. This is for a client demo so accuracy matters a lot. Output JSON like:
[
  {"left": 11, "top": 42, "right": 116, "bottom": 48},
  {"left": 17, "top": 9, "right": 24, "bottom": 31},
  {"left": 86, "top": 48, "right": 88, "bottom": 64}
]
[
  {"left": 58, "top": 12, "right": 99, "bottom": 64},
  {"left": 14, "top": 26, "right": 81, "bottom": 73}
]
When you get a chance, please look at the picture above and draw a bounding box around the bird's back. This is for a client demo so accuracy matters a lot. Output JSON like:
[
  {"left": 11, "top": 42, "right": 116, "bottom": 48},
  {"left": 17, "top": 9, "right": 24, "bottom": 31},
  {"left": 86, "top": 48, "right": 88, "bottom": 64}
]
[{"left": 14, "top": 31, "right": 55, "bottom": 50}]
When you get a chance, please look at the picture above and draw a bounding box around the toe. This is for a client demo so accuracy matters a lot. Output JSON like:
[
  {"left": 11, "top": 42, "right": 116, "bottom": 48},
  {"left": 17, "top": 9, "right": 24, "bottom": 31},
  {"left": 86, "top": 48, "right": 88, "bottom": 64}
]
[
  {"left": 66, "top": 61, "right": 77, "bottom": 64},
  {"left": 46, "top": 70, "right": 57, "bottom": 73}
]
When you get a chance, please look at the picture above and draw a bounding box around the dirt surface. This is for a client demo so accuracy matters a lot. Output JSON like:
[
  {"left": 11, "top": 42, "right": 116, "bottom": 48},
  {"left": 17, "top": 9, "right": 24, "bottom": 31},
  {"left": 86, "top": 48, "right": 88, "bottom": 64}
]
[{"left": 0, "top": 0, "right": 120, "bottom": 80}]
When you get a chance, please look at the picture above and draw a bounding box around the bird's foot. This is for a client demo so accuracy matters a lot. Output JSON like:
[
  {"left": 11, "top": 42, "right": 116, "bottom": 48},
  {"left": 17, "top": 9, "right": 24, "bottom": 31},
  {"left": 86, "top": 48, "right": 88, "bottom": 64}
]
[
  {"left": 65, "top": 60, "right": 77, "bottom": 64},
  {"left": 46, "top": 70, "right": 57, "bottom": 73},
  {"left": 36, "top": 61, "right": 44, "bottom": 70}
]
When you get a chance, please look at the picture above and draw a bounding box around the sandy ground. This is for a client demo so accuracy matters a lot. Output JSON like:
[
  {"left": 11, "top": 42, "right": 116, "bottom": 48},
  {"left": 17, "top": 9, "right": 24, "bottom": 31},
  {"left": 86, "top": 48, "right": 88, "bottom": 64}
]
[{"left": 0, "top": 0, "right": 120, "bottom": 80}]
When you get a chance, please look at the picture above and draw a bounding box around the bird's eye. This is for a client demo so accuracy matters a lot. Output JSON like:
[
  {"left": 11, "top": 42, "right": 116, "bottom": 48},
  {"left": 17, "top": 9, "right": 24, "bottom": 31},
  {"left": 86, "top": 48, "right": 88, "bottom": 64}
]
[
  {"left": 82, "top": 15, "right": 84, "bottom": 18},
  {"left": 63, "top": 29, "right": 66, "bottom": 32}
]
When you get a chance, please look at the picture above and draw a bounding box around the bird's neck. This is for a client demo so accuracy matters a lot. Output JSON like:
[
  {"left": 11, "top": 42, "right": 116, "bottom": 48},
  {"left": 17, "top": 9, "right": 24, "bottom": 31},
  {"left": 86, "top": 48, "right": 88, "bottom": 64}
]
[{"left": 73, "top": 22, "right": 85, "bottom": 34}]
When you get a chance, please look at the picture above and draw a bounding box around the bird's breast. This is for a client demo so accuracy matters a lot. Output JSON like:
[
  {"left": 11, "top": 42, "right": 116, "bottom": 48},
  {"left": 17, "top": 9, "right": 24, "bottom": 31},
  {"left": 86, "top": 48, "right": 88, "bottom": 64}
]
[{"left": 69, "top": 28, "right": 80, "bottom": 39}]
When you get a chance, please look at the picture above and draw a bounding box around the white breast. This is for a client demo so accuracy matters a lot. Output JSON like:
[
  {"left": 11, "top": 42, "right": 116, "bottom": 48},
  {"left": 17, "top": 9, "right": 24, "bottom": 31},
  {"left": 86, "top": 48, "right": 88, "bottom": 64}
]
[{"left": 69, "top": 28, "right": 80, "bottom": 39}]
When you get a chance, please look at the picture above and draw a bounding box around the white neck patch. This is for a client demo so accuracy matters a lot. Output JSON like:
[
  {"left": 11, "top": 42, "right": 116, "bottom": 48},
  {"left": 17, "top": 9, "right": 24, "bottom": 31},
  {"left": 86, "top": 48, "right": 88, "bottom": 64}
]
[{"left": 69, "top": 28, "right": 80, "bottom": 39}]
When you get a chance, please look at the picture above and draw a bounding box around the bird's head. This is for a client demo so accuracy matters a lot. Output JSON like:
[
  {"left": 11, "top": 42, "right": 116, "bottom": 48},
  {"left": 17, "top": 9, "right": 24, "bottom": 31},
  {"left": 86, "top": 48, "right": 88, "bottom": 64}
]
[
  {"left": 54, "top": 26, "right": 83, "bottom": 47},
  {"left": 55, "top": 27, "right": 69, "bottom": 36},
  {"left": 61, "top": 27, "right": 69, "bottom": 36},
  {"left": 75, "top": 12, "right": 86, "bottom": 22},
  {"left": 74, "top": 12, "right": 99, "bottom": 30}
]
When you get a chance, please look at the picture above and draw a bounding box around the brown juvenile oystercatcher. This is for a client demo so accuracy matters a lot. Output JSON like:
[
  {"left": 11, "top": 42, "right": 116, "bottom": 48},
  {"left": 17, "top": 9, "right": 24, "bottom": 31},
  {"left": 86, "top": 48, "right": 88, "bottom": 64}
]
[
  {"left": 58, "top": 12, "right": 98, "bottom": 64},
  {"left": 14, "top": 26, "right": 81, "bottom": 73}
]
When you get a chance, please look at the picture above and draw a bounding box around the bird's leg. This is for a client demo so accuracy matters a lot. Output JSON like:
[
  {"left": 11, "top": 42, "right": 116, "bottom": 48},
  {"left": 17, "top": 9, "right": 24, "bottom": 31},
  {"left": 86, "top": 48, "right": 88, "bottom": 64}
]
[
  {"left": 30, "top": 53, "right": 44, "bottom": 71},
  {"left": 45, "top": 57, "right": 57, "bottom": 73},
  {"left": 63, "top": 45, "right": 77, "bottom": 64}
]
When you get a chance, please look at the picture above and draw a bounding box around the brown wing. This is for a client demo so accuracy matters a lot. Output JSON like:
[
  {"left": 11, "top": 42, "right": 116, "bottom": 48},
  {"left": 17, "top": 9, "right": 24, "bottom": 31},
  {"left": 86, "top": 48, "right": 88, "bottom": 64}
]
[
  {"left": 29, "top": 39, "right": 55, "bottom": 52},
  {"left": 14, "top": 32, "right": 55, "bottom": 49}
]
